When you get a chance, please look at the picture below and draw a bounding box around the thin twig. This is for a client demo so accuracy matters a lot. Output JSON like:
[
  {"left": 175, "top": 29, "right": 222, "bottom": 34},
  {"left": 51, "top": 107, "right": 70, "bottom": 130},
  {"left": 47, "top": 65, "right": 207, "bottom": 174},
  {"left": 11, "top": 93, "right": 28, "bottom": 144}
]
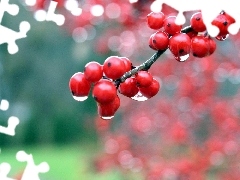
[{"left": 114, "top": 26, "right": 193, "bottom": 87}]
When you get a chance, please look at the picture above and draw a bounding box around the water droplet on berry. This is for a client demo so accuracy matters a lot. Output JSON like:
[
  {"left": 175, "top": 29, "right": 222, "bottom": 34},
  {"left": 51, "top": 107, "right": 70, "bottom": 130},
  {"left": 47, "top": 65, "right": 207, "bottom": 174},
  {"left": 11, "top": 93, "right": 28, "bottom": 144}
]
[
  {"left": 215, "top": 34, "right": 229, "bottom": 41},
  {"left": 175, "top": 54, "right": 189, "bottom": 62},
  {"left": 131, "top": 92, "right": 148, "bottom": 101},
  {"left": 101, "top": 115, "right": 114, "bottom": 120},
  {"left": 72, "top": 95, "right": 88, "bottom": 101}
]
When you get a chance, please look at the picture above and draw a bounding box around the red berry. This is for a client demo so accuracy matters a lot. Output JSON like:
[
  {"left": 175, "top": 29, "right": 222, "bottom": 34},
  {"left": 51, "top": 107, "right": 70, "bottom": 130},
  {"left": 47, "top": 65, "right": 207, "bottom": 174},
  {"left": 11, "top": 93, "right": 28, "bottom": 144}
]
[
  {"left": 119, "top": 77, "right": 139, "bottom": 97},
  {"left": 120, "top": 57, "right": 132, "bottom": 72},
  {"left": 149, "top": 33, "right": 158, "bottom": 50},
  {"left": 147, "top": 12, "right": 165, "bottom": 30},
  {"left": 84, "top": 61, "right": 103, "bottom": 83},
  {"left": 191, "top": 36, "right": 216, "bottom": 58},
  {"left": 190, "top": 12, "right": 206, "bottom": 32},
  {"left": 139, "top": 78, "right": 160, "bottom": 98},
  {"left": 151, "top": 31, "right": 169, "bottom": 50},
  {"left": 207, "top": 36, "right": 216, "bottom": 55},
  {"left": 212, "top": 13, "right": 235, "bottom": 36},
  {"left": 191, "top": 36, "right": 209, "bottom": 58},
  {"left": 169, "top": 33, "right": 191, "bottom": 59},
  {"left": 163, "top": 16, "right": 182, "bottom": 36},
  {"left": 69, "top": 72, "right": 91, "bottom": 100},
  {"left": 98, "top": 95, "right": 120, "bottom": 120},
  {"left": 222, "top": 11, "right": 235, "bottom": 24},
  {"left": 103, "top": 56, "right": 126, "bottom": 79},
  {"left": 135, "top": 71, "right": 153, "bottom": 87},
  {"left": 92, "top": 79, "right": 117, "bottom": 104}
]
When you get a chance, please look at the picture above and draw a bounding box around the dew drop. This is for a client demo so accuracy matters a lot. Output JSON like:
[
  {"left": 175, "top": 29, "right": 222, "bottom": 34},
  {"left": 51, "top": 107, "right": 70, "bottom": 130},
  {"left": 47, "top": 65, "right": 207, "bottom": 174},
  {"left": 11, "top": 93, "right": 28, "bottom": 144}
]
[
  {"left": 101, "top": 116, "right": 114, "bottom": 120},
  {"left": 72, "top": 95, "right": 88, "bottom": 101},
  {"left": 216, "top": 34, "right": 229, "bottom": 41},
  {"left": 175, "top": 54, "right": 189, "bottom": 62},
  {"left": 215, "top": 34, "right": 229, "bottom": 41},
  {"left": 131, "top": 92, "right": 148, "bottom": 101}
]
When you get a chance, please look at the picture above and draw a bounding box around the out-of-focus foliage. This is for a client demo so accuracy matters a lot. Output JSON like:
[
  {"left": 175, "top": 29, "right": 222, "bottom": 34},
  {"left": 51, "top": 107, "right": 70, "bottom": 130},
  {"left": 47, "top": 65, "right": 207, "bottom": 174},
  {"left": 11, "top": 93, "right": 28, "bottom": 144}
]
[{"left": 0, "top": 1, "right": 108, "bottom": 146}]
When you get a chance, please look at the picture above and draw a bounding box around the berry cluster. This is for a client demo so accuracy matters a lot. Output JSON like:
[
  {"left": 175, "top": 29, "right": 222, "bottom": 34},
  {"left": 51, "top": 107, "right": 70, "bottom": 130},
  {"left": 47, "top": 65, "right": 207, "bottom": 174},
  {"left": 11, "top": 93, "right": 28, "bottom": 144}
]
[
  {"left": 69, "top": 56, "right": 159, "bottom": 120},
  {"left": 147, "top": 11, "right": 234, "bottom": 61},
  {"left": 69, "top": 10, "right": 236, "bottom": 120}
]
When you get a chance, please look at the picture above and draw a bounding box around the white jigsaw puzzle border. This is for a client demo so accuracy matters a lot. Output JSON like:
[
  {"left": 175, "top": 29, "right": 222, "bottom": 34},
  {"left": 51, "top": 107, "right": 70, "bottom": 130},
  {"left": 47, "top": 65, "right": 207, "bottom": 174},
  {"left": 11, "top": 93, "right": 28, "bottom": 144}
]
[
  {"left": 0, "top": 116, "right": 19, "bottom": 136},
  {"left": 152, "top": 0, "right": 240, "bottom": 37},
  {"left": 1, "top": 0, "right": 240, "bottom": 179},
  {"left": 0, "top": 151, "right": 50, "bottom": 180},
  {"left": 0, "top": 0, "right": 31, "bottom": 54}
]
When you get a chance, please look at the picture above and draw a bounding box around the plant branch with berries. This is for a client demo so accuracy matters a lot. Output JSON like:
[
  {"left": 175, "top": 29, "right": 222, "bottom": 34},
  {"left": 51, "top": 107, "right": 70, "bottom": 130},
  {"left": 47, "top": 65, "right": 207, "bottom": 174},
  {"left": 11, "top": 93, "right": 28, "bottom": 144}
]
[
  {"left": 69, "top": 10, "right": 234, "bottom": 120},
  {"left": 115, "top": 25, "right": 194, "bottom": 87}
]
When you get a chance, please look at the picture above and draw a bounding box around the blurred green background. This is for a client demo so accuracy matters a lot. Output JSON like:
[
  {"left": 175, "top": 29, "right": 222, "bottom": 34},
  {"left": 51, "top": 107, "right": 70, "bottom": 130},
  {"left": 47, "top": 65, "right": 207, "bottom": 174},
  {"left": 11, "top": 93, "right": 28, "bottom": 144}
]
[{"left": 0, "top": 1, "right": 124, "bottom": 179}]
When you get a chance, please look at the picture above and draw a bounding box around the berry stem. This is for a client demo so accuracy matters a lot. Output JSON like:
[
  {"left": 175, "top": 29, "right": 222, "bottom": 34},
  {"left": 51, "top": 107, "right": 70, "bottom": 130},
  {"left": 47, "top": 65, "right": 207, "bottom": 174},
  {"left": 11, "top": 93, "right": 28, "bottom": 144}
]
[
  {"left": 181, "top": 25, "right": 193, "bottom": 34},
  {"left": 115, "top": 26, "right": 193, "bottom": 87}
]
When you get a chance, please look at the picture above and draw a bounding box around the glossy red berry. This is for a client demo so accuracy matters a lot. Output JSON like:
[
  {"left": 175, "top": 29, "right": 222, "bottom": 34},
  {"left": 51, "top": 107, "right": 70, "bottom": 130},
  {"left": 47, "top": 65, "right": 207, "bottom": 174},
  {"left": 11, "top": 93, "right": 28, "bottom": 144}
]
[
  {"left": 163, "top": 16, "right": 182, "bottom": 36},
  {"left": 190, "top": 12, "right": 206, "bottom": 32},
  {"left": 120, "top": 57, "right": 132, "bottom": 72},
  {"left": 207, "top": 36, "right": 216, "bottom": 55},
  {"left": 139, "top": 78, "right": 160, "bottom": 98},
  {"left": 169, "top": 33, "right": 191, "bottom": 59},
  {"left": 151, "top": 31, "right": 169, "bottom": 50},
  {"left": 84, "top": 61, "right": 103, "bottom": 83},
  {"left": 92, "top": 79, "right": 117, "bottom": 104},
  {"left": 147, "top": 12, "right": 165, "bottom": 30},
  {"left": 212, "top": 13, "right": 235, "bottom": 36},
  {"left": 135, "top": 71, "right": 153, "bottom": 87},
  {"left": 222, "top": 11, "right": 235, "bottom": 24},
  {"left": 191, "top": 36, "right": 208, "bottom": 58},
  {"left": 69, "top": 72, "right": 91, "bottom": 100},
  {"left": 103, "top": 56, "right": 126, "bottom": 80},
  {"left": 149, "top": 33, "right": 158, "bottom": 50},
  {"left": 191, "top": 36, "right": 216, "bottom": 58},
  {"left": 119, "top": 77, "right": 139, "bottom": 97},
  {"left": 98, "top": 95, "right": 120, "bottom": 120}
]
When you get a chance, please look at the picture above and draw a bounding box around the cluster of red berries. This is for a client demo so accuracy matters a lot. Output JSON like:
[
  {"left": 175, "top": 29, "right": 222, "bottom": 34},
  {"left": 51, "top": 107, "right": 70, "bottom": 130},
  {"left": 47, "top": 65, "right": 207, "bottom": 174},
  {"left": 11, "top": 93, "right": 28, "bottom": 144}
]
[
  {"left": 69, "top": 56, "right": 160, "bottom": 120},
  {"left": 147, "top": 11, "right": 235, "bottom": 61},
  {"left": 69, "top": 10, "right": 235, "bottom": 120}
]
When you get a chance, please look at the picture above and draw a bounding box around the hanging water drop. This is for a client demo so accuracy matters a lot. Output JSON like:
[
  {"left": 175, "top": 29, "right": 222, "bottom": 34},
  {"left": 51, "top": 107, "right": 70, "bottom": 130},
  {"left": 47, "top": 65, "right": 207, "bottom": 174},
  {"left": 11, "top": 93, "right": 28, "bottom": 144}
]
[
  {"left": 101, "top": 115, "right": 114, "bottom": 120},
  {"left": 215, "top": 34, "right": 229, "bottom": 41},
  {"left": 131, "top": 92, "right": 148, "bottom": 101},
  {"left": 72, "top": 95, "right": 88, "bottom": 101},
  {"left": 175, "top": 54, "right": 189, "bottom": 62}
]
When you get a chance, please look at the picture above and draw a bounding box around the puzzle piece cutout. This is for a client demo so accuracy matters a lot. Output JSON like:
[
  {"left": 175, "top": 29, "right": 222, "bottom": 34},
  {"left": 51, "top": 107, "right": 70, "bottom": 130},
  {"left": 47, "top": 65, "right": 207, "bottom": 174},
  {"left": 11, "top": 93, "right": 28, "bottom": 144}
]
[
  {"left": 219, "top": 0, "right": 240, "bottom": 35},
  {"left": 0, "top": 0, "right": 30, "bottom": 54},
  {"left": 0, "top": 21, "right": 30, "bottom": 54},
  {"left": 153, "top": 0, "right": 240, "bottom": 37},
  {"left": 46, "top": 1, "right": 65, "bottom": 26},
  {"left": 0, "top": 151, "right": 49, "bottom": 180},
  {"left": 0, "top": 116, "right": 19, "bottom": 136},
  {"left": 0, "top": 162, "right": 16, "bottom": 180},
  {"left": 34, "top": 1, "right": 65, "bottom": 26},
  {"left": 16, "top": 151, "right": 49, "bottom": 180},
  {"left": 64, "top": 0, "right": 82, "bottom": 16},
  {"left": 0, "top": 0, "right": 19, "bottom": 22},
  {"left": 0, "top": 99, "right": 10, "bottom": 111}
]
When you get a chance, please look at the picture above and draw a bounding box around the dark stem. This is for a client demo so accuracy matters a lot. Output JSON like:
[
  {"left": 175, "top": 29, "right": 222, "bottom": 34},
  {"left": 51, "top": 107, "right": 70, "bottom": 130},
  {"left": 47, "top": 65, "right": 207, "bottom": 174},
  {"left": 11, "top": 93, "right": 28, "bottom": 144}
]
[
  {"left": 114, "top": 26, "right": 193, "bottom": 87},
  {"left": 181, "top": 26, "right": 193, "bottom": 34}
]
